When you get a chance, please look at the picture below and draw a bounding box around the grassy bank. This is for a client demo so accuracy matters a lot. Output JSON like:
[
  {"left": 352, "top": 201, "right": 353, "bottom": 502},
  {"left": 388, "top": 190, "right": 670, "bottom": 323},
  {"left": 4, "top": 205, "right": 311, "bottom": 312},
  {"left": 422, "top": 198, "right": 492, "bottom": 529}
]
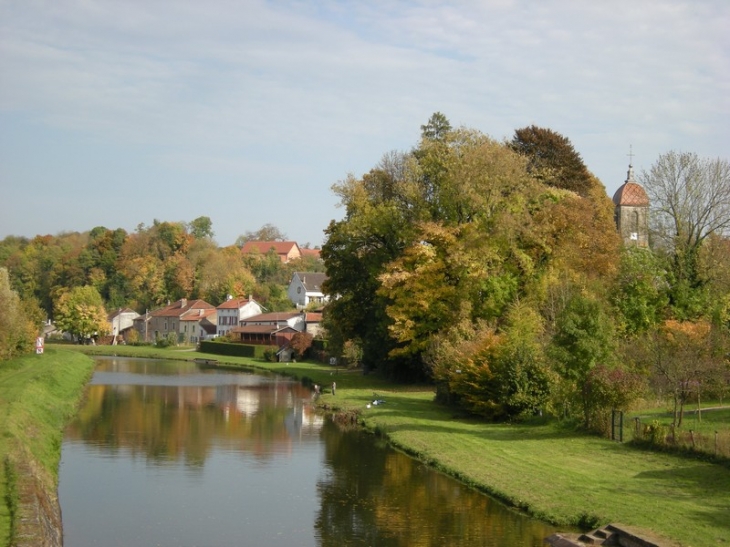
[
  {"left": 68, "top": 345, "right": 729, "bottom": 546},
  {"left": 0, "top": 348, "right": 96, "bottom": 546}
]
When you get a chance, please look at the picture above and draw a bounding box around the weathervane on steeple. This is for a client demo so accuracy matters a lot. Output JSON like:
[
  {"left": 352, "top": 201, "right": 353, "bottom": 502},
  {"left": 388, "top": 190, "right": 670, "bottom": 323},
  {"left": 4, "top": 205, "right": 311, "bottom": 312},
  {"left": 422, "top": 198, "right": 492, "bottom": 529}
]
[{"left": 626, "top": 145, "right": 636, "bottom": 182}]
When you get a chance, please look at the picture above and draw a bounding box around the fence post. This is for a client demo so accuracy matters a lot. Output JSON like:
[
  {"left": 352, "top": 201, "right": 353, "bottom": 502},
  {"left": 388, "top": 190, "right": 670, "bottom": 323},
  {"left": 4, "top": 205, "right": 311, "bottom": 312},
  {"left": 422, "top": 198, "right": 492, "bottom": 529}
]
[
  {"left": 634, "top": 417, "right": 640, "bottom": 439},
  {"left": 716, "top": 431, "right": 719, "bottom": 456},
  {"left": 690, "top": 430, "right": 695, "bottom": 449}
]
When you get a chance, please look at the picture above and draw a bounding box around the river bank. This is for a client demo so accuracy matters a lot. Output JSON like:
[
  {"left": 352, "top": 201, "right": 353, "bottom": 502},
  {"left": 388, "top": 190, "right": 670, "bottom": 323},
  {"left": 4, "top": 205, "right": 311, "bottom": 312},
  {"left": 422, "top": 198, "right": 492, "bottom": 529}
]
[
  {"left": 0, "top": 348, "right": 95, "bottom": 547},
  {"left": 183, "top": 349, "right": 727, "bottom": 547},
  {"left": 8, "top": 345, "right": 730, "bottom": 546}
]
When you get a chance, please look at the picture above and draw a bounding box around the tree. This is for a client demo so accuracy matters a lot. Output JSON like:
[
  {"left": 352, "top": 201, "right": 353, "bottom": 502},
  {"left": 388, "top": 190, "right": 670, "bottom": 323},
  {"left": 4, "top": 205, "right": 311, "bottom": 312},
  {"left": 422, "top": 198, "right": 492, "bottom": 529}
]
[
  {"left": 646, "top": 319, "right": 727, "bottom": 428},
  {"left": 420, "top": 111, "right": 452, "bottom": 141},
  {"left": 187, "top": 216, "right": 215, "bottom": 240},
  {"left": 492, "top": 303, "right": 555, "bottom": 419},
  {"left": 290, "top": 331, "right": 313, "bottom": 359},
  {"left": 640, "top": 152, "right": 730, "bottom": 316},
  {"left": 235, "top": 224, "right": 287, "bottom": 247},
  {"left": 611, "top": 246, "right": 669, "bottom": 335},
  {"left": 549, "top": 292, "right": 616, "bottom": 427},
  {"left": 0, "top": 267, "right": 42, "bottom": 360},
  {"left": 510, "top": 125, "right": 595, "bottom": 197},
  {"left": 54, "top": 285, "right": 109, "bottom": 342}
]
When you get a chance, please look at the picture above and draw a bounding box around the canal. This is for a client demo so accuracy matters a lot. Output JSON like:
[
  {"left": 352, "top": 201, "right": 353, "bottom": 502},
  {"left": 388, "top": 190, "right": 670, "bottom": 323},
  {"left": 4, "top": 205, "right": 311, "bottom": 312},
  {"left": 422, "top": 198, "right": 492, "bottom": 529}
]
[{"left": 58, "top": 357, "right": 557, "bottom": 546}]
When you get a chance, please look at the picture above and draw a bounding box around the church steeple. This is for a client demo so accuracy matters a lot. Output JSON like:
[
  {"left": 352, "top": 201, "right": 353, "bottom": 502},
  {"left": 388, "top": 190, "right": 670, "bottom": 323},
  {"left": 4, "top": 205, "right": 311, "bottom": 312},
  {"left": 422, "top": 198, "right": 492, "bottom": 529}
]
[{"left": 612, "top": 146, "right": 649, "bottom": 247}]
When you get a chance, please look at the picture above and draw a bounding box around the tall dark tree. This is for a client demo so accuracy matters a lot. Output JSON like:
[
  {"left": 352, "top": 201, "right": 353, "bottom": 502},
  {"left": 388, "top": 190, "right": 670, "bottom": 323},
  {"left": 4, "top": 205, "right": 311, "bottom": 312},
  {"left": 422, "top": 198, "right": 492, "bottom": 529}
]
[{"left": 510, "top": 125, "right": 594, "bottom": 197}]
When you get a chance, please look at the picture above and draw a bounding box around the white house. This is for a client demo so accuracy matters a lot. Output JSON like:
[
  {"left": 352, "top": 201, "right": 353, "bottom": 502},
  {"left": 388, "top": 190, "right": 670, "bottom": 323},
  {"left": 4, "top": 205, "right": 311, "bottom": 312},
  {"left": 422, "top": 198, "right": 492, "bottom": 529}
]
[
  {"left": 108, "top": 308, "right": 140, "bottom": 344},
  {"left": 216, "top": 296, "right": 264, "bottom": 337},
  {"left": 288, "top": 272, "right": 328, "bottom": 309}
]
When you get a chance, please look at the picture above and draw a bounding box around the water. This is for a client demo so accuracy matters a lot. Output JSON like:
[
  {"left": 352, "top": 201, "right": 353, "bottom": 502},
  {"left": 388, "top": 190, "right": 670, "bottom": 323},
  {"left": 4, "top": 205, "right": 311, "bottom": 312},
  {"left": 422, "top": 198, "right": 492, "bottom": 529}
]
[{"left": 59, "top": 357, "right": 557, "bottom": 546}]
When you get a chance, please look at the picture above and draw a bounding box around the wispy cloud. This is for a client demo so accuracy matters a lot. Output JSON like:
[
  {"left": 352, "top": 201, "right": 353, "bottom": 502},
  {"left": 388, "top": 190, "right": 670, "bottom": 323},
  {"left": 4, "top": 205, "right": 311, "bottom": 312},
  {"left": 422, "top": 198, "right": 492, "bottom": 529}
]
[{"left": 1, "top": 0, "right": 728, "bottom": 245}]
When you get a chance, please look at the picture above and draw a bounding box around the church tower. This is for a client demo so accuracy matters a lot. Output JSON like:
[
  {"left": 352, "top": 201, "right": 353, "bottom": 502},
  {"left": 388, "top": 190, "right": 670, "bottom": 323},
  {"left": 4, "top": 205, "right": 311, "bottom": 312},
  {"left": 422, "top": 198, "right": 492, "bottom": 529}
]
[{"left": 612, "top": 160, "right": 649, "bottom": 247}]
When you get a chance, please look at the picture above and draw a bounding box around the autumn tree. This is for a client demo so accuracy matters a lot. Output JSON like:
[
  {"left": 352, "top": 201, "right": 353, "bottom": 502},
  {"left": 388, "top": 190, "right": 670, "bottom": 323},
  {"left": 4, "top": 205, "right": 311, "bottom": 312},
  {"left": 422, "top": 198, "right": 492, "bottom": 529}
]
[
  {"left": 0, "top": 267, "right": 43, "bottom": 360},
  {"left": 290, "top": 331, "right": 313, "bottom": 359},
  {"left": 646, "top": 319, "right": 728, "bottom": 427},
  {"left": 510, "top": 125, "right": 595, "bottom": 197},
  {"left": 54, "top": 285, "right": 109, "bottom": 342}
]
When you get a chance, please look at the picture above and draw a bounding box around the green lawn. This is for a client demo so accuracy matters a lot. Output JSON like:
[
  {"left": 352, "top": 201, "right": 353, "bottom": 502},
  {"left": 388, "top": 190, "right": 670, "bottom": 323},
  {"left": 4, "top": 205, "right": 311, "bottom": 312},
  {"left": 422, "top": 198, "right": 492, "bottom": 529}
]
[{"left": 32, "top": 345, "right": 730, "bottom": 546}]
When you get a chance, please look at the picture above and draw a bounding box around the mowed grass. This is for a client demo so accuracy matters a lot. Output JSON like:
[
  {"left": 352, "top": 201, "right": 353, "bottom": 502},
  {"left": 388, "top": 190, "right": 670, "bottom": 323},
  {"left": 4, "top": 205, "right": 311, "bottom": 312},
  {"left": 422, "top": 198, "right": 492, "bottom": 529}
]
[
  {"left": 65, "top": 345, "right": 730, "bottom": 546},
  {"left": 0, "top": 348, "right": 95, "bottom": 546}
]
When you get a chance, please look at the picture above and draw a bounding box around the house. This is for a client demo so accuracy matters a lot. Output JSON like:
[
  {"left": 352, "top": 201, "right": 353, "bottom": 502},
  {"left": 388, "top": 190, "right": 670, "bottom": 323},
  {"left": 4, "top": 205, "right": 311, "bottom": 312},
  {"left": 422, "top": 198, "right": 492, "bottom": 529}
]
[
  {"left": 304, "top": 312, "right": 324, "bottom": 338},
  {"left": 300, "top": 247, "right": 322, "bottom": 261},
  {"left": 241, "top": 241, "right": 302, "bottom": 263},
  {"left": 179, "top": 307, "right": 218, "bottom": 344},
  {"left": 230, "top": 311, "right": 304, "bottom": 347},
  {"left": 141, "top": 299, "right": 216, "bottom": 344},
  {"left": 108, "top": 308, "right": 140, "bottom": 344},
  {"left": 288, "top": 272, "right": 329, "bottom": 309},
  {"left": 216, "top": 295, "right": 264, "bottom": 338}
]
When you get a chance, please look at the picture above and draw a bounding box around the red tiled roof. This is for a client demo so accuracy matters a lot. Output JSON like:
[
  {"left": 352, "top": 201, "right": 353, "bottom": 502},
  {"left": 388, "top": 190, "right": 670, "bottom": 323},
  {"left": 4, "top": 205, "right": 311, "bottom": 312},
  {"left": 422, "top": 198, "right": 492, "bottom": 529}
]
[
  {"left": 180, "top": 308, "right": 217, "bottom": 321},
  {"left": 217, "top": 298, "right": 252, "bottom": 309},
  {"left": 241, "top": 241, "right": 300, "bottom": 255},
  {"left": 305, "top": 313, "right": 322, "bottom": 322},
  {"left": 613, "top": 182, "right": 649, "bottom": 207},
  {"left": 242, "top": 312, "right": 300, "bottom": 323},
  {"left": 300, "top": 248, "right": 321, "bottom": 259},
  {"left": 151, "top": 299, "right": 214, "bottom": 318}
]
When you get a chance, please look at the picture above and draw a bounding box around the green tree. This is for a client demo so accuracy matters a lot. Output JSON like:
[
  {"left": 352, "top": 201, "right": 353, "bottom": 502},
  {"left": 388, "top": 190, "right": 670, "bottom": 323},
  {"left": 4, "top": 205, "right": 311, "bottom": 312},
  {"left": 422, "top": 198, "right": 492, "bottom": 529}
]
[
  {"left": 187, "top": 216, "right": 215, "bottom": 240},
  {"left": 549, "top": 292, "right": 616, "bottom": 427},
  {"left": 54, "top": 285, "right": 109, "bottom": 342},
  {"left": 420, "top": 111, "right": 452, "bottom": 141},
  {"left": 493, "top": 303, "right": 555, "bottom": 419},
  {"left": 611, "top": 246, "right": 669, "bottom": 335}
]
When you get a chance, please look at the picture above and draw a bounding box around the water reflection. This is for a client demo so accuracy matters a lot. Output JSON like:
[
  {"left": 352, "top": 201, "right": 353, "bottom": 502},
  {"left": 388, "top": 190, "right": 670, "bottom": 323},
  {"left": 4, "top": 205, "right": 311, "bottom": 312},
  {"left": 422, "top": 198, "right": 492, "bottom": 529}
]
[{"left": 60, "top": 358, "right": 556, "bottom": 547}]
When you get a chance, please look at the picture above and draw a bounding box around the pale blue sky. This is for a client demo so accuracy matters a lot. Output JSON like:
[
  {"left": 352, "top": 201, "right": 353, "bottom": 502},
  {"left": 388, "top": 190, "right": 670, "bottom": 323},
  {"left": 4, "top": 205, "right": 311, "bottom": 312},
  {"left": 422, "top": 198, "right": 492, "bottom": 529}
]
[{"left": 1, "top": 1, "right": 728, "bottom": 247}]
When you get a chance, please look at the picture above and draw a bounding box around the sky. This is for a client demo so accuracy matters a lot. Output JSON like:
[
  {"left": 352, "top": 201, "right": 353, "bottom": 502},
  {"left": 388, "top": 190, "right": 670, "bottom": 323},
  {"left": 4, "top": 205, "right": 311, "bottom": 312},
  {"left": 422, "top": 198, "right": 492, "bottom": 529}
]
[{"left": 1, "top": 1, "right": 728, "bottom": 248}]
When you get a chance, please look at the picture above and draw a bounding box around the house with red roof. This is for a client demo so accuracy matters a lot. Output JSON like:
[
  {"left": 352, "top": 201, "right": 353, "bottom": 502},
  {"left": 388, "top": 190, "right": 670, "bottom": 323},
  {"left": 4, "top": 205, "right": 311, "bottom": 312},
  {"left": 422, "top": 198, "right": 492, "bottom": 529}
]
[
  {"left": 230, "top": 311, "right": 304, "bottom": 346},
  {"left": 240, "top": 241, "right": 302, "bottom": 263},
  {"left": 140, "top": 299, "right": 216, "bottom": 344},
  {"left": 215, "top": 295, "right": 264, "bottom": 338}
]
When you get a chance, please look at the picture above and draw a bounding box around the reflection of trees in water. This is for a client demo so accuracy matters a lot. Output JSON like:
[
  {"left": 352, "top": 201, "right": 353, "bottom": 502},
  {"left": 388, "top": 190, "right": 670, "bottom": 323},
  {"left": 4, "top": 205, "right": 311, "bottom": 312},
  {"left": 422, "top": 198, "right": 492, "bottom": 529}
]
[
  {"left": 315, "top": 421, "right": 554, "bottom": 547},
  {"left": 65, "top": 380, "right": 318, "bottom": 466}
]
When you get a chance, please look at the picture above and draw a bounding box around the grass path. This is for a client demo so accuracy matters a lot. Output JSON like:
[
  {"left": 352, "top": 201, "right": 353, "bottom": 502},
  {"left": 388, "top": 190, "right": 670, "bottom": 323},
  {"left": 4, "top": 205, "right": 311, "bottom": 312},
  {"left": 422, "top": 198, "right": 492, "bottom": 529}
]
[{"left": 67, "top": 345, "right": 730, "bottom": 546}]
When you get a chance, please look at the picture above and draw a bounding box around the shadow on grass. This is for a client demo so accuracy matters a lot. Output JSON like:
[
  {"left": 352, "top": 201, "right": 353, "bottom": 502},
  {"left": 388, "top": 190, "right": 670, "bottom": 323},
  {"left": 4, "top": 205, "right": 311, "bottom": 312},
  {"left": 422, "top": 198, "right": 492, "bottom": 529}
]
[{"left": 359, "top": 393, "right": 585, "bottom": 443}]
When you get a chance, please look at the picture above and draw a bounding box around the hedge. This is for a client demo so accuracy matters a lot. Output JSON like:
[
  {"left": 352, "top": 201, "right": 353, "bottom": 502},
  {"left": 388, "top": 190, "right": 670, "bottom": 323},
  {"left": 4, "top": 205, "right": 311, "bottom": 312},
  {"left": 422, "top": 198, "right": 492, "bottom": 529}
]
[{"left": 198, "top": 341, "right": 276, "bottom": 359}]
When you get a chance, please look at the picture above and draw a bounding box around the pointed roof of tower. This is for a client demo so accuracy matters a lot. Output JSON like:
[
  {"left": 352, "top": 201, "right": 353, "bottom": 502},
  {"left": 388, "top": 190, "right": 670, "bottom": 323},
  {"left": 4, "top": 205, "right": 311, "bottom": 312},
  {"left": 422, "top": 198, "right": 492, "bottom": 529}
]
[{"left": 612, "top": 163, "right": 649, "bottom": 207}]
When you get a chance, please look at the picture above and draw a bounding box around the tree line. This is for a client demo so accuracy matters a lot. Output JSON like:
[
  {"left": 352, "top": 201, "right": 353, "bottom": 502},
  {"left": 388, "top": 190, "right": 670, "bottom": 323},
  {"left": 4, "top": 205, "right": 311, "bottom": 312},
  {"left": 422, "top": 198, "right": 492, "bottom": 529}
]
[
  {"left": 320, "top": 114, "right": 730, "bottom": 432},
  {"left": 0, "top": 221, "right": 323, "bottom": 351}
]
